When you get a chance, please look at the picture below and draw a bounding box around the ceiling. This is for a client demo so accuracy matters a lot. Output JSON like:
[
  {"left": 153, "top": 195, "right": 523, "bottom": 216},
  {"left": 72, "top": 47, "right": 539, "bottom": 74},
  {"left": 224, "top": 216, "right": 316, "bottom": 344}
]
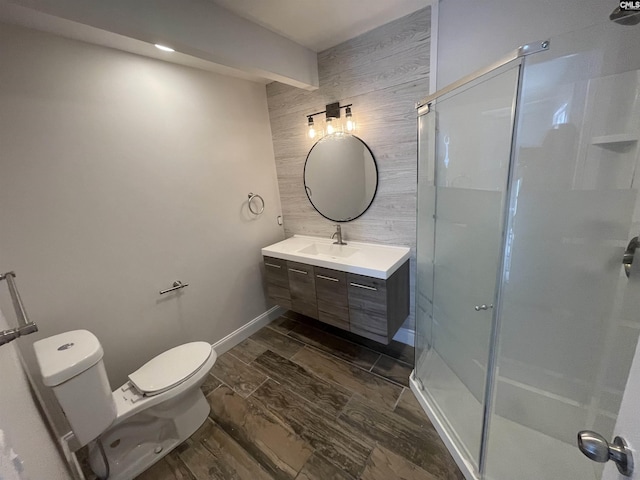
[
  {"left": 210, "top": 0, "right": 431, "bottom": 52},
  {"left": 0, "top": 0, "right": 431, "bottom": 88}
]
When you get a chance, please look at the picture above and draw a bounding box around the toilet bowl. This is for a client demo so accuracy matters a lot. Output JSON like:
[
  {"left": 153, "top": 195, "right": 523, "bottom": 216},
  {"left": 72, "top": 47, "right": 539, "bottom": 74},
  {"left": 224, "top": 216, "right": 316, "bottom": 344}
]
[{"left": 33, "top": 330, "right": 217, "bottom": 480}]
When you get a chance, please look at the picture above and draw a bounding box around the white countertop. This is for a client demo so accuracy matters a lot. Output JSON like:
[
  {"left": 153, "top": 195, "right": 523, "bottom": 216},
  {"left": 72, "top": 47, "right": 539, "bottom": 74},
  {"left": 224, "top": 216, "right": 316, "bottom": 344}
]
[{"left": 261, "top": 235, "right": 410, "bottom": 279}]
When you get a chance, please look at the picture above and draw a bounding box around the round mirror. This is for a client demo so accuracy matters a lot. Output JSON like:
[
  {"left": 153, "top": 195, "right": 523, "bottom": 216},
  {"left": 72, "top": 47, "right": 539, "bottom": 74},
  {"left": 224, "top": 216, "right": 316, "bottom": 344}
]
[{"left": 304, "top": 134, "right": 378, "bottom": 222}]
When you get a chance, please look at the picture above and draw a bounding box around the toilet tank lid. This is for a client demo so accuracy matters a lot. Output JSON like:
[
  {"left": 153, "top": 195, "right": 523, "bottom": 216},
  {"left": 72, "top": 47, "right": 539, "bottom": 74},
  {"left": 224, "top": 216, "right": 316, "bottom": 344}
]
[
  {"left": 128, "top": 342, "right": 212, "bottom": 395},
  {"left": 33, "top": 330, "right": 104, "bottom": 387}
]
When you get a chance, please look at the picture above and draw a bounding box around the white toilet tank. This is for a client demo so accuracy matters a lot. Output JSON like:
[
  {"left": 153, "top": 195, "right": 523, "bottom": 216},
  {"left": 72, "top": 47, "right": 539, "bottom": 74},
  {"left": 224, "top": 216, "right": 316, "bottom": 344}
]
[{"left": 34, "top": 330, "right": 116, "bottom": 446}]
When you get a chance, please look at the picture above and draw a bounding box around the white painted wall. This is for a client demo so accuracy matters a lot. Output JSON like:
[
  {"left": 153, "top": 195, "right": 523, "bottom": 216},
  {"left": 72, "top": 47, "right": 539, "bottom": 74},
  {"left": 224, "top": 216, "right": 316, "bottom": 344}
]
[
  {"left": 435, "top": 0, "right": 613, "bottom": 88},
  {"left": 0, "top": 22, "right": 284, "bottom": 435},
  {"left": 0, "top": 308, "right": 70, "bottom": 479}
]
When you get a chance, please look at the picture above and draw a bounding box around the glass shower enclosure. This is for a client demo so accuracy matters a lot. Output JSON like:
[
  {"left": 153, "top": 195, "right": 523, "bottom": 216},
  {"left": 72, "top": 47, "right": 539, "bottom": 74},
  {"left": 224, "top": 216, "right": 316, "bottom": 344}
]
[{"left": 414, "top": 16, "right": 640, "bottom": 480}]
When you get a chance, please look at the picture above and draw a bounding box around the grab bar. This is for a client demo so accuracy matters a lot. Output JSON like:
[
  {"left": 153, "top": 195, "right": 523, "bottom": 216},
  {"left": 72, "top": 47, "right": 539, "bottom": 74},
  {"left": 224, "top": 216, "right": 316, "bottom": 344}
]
[{"left": 0, "top": 271, "right": 38, "bottom": 347}]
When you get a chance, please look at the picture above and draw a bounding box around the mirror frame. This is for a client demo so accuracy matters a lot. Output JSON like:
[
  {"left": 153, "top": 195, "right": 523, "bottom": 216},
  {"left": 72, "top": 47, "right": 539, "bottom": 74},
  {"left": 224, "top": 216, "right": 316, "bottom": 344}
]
[{"left": 303, "top": 134, "right": 379, "bottom": 223}]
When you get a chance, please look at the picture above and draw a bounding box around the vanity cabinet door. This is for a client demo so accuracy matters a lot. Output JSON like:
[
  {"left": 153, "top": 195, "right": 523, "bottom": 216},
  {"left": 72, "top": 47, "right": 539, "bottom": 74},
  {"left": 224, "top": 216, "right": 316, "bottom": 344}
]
[
  {"left": 315, "top": 266, "right": 349, "bottom": 331},
  {"left": 287, "top": 261, "right": 318, "bottom": 319},
  {"left": 263, "top": 256, "right": 291, "bottom": 309},
  {"left": 348, "top": 260, "right": 410, "bottom": 344},
  {"left": 348, "top": 274, "right": 388, "bottom": 343}
]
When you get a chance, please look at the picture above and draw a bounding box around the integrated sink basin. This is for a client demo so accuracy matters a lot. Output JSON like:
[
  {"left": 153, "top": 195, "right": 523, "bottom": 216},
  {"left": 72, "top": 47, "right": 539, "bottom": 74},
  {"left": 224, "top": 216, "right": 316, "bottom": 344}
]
[
  {"left": 297, "top": 243, "right": 359, "bottom": 259},
  {"left": 262, "top": 235, "right": 410, "bottom": 279}
]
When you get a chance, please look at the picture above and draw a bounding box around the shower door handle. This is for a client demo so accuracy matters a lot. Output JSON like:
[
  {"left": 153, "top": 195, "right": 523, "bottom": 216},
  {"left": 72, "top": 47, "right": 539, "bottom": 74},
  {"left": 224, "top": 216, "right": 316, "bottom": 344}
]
[
  {"left": 623, "top": 236, "right": 639, "bottom": 278},
  {"left": 577, "top": 430, "right": 633, "bottom": 476},
  {"left": 474, "top": 304, "right": 493, "bottom": 311}
]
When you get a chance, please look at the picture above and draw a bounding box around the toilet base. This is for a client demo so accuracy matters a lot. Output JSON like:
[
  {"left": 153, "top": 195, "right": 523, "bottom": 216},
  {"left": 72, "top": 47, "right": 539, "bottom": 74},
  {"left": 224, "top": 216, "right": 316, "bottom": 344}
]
[{"left": 88, "top": 387, "right": 210, "bottom": 480}]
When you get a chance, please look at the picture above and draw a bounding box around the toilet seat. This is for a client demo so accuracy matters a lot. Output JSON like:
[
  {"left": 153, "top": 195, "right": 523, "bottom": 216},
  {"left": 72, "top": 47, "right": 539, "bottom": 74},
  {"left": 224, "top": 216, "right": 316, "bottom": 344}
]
[
  {"left": 111, "top": 344, "right": 217, "bottom": 428},
  {"left": 128, "top": 342, "right": 213, "bottom": 396}
]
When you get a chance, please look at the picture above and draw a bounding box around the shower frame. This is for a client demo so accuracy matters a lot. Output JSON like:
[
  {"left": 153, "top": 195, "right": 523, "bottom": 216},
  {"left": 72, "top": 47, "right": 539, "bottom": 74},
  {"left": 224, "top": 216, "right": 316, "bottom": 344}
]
[
  {"left": 413, "top": 12, "right": 640, "bottom": 479},
  {"left": 411, "top": 39, "right": 550, "bottom": 479}
]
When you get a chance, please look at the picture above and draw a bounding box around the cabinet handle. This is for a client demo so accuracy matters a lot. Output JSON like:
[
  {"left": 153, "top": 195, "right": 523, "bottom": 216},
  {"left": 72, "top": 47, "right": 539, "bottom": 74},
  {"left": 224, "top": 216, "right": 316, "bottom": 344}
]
[
  {"left": 317, "top": 275, "right": 339, "bottom": 282},
  {"left": 289, "top": 268, "right": 308, "bottom": 275},
  {"left": 265, "top": 262, "right": 281, "bottom": 269},
  {"left": 350, "top": 282, "right": 377, "bottom": 291}
]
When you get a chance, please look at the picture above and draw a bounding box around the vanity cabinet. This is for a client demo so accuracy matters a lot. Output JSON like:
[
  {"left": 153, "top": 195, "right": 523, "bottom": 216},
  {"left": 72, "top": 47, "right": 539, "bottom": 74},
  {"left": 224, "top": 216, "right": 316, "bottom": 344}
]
[{"left": 263, "top": 256, "right": 409, "bottom": 344}]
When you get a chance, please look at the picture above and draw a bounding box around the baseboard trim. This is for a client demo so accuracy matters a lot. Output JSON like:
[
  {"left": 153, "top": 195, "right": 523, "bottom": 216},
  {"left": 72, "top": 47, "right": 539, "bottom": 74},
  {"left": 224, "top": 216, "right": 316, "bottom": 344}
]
[
  {"left": 410, "top": 372, "right": 478, "bottom": 480},
  {"left": 393, "top": 326, "right": 415, "bottom": 346},
  {"left": 211, "top": 306, "right": 286, "bottom": 355}
]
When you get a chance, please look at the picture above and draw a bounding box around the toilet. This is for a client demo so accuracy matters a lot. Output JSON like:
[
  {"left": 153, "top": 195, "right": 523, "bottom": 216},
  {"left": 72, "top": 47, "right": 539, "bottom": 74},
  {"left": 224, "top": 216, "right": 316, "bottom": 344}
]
[{"left": 33, "top": 330, "right": 217, "bottom": 480}]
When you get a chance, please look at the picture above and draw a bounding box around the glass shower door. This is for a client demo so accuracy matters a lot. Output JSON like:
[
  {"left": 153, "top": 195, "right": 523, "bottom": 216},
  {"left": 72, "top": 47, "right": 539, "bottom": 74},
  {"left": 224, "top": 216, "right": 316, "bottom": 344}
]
[
  {"left": 484, "top": 19, "right": 640, "bottom": 480},
  {"left": 415, "top": 63, "right": 521, "bottom": 469}
]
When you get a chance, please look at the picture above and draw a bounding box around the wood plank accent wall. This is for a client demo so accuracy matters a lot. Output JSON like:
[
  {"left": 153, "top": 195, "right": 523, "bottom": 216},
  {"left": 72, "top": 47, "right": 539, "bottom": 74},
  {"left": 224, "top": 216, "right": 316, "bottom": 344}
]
[{"left": 266, "top": 8, "right": 431, "bottom": 332}]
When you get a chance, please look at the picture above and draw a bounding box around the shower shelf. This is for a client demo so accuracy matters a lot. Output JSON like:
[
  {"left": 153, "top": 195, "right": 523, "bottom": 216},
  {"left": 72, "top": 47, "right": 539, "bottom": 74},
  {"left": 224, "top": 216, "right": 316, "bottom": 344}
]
[{"left": 591, "top": 133, "right": 638, "bottom": 145}]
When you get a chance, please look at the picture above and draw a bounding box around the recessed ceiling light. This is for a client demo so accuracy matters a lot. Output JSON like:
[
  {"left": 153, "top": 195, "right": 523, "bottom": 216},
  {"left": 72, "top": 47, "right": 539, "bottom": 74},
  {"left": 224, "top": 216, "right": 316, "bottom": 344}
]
[{"left": 155, "top": 44, "right": 175, "bottom": 52}]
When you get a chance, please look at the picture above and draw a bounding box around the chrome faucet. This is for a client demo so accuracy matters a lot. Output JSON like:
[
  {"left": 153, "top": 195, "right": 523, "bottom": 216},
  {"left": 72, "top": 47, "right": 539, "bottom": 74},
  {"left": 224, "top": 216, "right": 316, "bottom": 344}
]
[{"left": 331, "top": 224, "right": 347, "bottom": 245}]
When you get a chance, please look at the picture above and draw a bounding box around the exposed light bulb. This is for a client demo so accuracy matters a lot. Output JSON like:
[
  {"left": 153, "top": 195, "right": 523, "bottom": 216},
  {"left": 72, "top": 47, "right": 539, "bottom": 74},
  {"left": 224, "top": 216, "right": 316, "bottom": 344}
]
[
  {"left": 345, "top": 106, "right": 354, "bottom": 132},
  {"left": 307, "top": 116, "right": 316, "bottom": 139},
  {"left": 326, "top": 119, "right": 334, "bottom": 135},
  {"left": 155, "top": 44, "right": 175, "bottom": 52}
]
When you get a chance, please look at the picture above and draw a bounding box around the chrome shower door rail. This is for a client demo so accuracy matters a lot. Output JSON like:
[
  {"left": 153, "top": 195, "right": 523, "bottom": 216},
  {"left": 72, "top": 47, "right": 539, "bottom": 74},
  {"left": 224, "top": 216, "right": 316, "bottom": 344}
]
[
  {"left": 416, "top": 39, "right": 550, "bottom": 115},
  {"left": 0, "top": 271, "right": 38, "bottom": 347}
]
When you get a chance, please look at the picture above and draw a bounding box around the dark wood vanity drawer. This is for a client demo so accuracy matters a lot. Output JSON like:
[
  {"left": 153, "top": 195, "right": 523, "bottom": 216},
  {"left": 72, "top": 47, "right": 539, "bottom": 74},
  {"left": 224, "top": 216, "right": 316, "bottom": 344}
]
[
  {"left": 263, "top": 256, "right": 291, "bottom": 309},
  {"left": 287, "top": 261, "right": 318, "bottom": 319},
  {"left": 315, "top": 266, "right": 349, "bottom": 331}
]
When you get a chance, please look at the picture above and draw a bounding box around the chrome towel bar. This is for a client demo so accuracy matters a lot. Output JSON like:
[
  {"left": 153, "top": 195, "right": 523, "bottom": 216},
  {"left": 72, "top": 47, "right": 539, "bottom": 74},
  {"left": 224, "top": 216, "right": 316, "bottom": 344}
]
[{"left": 0, "top": 271, "right": 38, "bottom": 347}]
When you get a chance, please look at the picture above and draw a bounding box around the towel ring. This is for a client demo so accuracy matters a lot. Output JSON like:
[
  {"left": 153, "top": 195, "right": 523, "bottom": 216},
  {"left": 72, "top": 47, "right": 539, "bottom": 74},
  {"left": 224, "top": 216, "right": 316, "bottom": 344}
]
[{"left": 248, "top": 193, "right": 265, "bottom": 215}]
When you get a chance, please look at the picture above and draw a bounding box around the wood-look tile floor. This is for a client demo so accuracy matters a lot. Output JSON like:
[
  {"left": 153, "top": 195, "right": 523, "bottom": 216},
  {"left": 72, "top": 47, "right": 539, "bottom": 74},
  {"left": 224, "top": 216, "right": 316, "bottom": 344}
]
[{"left": 121, "top": 312, "right": 463, "bottom": 480}]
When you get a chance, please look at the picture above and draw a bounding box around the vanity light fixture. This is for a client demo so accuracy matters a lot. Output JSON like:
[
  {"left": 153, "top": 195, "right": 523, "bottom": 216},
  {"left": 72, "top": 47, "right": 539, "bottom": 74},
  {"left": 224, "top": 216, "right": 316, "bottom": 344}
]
[
  {"left": 305, "top": 102, "right": 355, "bottom": 138},
  {"left": 155, "top": 44, "right": 175, "bottom": 52}
]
